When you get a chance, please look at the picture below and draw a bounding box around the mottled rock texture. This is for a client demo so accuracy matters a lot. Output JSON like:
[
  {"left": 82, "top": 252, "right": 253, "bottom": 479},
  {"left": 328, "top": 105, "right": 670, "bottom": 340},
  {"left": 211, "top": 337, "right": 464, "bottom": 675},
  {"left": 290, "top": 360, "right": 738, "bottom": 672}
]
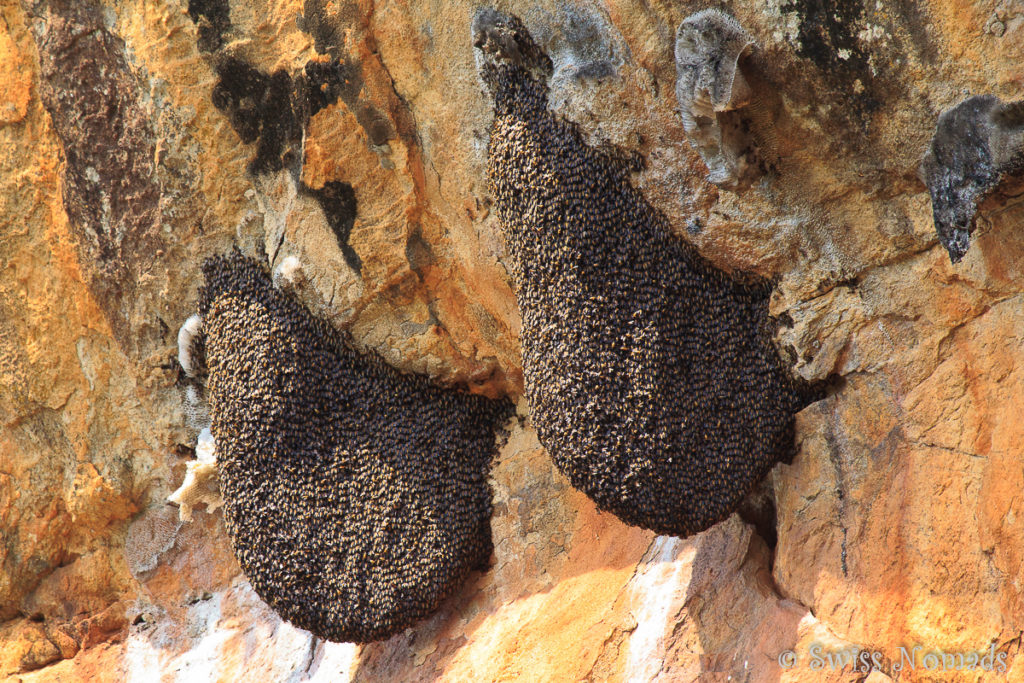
[{"left": 1, "top": 0, "right": 1023, "bottom": 682}]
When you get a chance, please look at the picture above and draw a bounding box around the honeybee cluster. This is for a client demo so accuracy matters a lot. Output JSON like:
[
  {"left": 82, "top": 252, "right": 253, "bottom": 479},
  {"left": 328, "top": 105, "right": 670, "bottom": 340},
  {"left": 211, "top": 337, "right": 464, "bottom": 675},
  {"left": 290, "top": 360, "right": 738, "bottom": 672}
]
[
  {"left": 197, "top": 252, "right": 511, "bottom": 642},
  {"left": 474, "top": 11, "right": 816, "bottom": 537}
]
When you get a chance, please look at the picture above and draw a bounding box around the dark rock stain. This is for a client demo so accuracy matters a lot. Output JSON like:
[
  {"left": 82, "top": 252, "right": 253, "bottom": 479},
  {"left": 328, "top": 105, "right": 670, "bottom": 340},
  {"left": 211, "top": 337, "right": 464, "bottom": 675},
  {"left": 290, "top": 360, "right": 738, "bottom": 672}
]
[
  {"left": 299, "top": 0, "right": 358, "bottom": 59},
  {"left": 33, "top": 0, "right": 164, "bottom": 354},
  {"left": 185, "top": 1, "right": 410, "bottom": 273},
  {"left": 301, "top": 57, "right": 393, "bottom": 146},
  {"left": 572, "top": 60, "right": 615, "bottom": 81},
  {"left": 787, "top": 0, "right": 869, "bottom": 75},
  {"left": 886, "top": 0, "right": 939, "bottom": 66},
  {"left": 783, "top": 0, "right": 881, "bottom": 124},
  {"left": 192, "top": 1, "right": 393, "bottom": 175},
  {"left": 187, "top": 0, "right": 230, "bottom": 53},
  {"left": 298, "top": 0, "right": 396, "bottom": 144},
  {"left": 212, "top": 58, "right": 302, "bottom": 176},
  {"left": 302, "top": 58, "right": 361, "bottom": 118},
  {"left": 302, "top": 181, "right": 361, "bottom": 273},
  {"left": 404, "top": 226, "right": 435, "bottom": 273},
  {"left": 781, "top": 0, "right": 940, "bottom": 141}
]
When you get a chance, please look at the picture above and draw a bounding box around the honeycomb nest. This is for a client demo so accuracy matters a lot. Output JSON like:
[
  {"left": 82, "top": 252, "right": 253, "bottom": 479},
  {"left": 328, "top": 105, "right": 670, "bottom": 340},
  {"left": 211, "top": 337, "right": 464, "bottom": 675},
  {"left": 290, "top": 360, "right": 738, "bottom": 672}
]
[
  {"left": 197, "top": 253, "right": 511, "bottom": 642},
  {"left": 475, "top": 10, "right": 816, "bottom": 537}
]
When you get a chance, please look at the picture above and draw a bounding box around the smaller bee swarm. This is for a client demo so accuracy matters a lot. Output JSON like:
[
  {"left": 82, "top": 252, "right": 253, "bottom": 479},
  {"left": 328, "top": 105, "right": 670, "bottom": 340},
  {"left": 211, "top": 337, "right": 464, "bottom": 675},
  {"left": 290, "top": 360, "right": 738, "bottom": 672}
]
[
  {"left": 920, "top": 95, "right": 1024, "bottom": 263},
  {"left": 196, "top": 252, "right": 512, "bottom": 643},
  {"left": 674, "top": 10, "right": 759, "bottom": 191},
  {"left": 168, "top": 428, "right": 222, "bottom": 522}
]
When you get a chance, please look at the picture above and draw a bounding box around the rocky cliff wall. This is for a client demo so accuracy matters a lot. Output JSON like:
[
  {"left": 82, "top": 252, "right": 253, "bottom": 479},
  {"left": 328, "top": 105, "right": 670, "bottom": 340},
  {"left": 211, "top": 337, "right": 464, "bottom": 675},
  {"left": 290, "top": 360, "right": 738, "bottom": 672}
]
[{"left": 1, "top": 0, "right": 1023, "bottom": 681}]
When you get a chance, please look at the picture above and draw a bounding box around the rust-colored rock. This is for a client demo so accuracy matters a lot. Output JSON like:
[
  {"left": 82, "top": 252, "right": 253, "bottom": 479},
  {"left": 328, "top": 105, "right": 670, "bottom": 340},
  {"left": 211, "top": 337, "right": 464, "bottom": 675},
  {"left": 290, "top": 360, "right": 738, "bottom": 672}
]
[{"left": 3, "top": 0, "right": 1024, "bottom": 681}]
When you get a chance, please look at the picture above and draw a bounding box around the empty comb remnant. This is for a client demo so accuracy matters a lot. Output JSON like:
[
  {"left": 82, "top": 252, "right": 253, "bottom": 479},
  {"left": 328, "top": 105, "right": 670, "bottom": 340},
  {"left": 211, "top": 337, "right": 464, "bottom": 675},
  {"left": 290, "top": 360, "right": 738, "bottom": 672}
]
[
  {"left": 274, "top": 255, "right": 306, "bottom": 288},
  {"left": 474, "top": 9, "right": 817, "bottom": 538},
  {"left": 197, "top": 252, "right": 511, "bottom": 642},
  {"left": 528, "top": 3, "right": 626, "bottom": 90},
  {"left": 125, "top": 505, "right": 182, "bottom": 576},
  {"left": 920, "top": 95, "right": 1024, "bottom": 263},
  {"left": 675, "top": 10, "right": 760, "bottom": 191},
  {"left": 168, "top": 428, "right": 221, "bottom": 522}
]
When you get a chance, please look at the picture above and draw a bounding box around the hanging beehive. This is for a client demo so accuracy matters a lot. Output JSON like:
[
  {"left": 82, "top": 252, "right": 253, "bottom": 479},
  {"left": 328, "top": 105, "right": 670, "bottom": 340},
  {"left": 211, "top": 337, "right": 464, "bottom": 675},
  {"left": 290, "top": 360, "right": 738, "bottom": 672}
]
[
  {"left": 193, "top": 252, "right": 511, "bottom": 642},
  {"left": 474, "top": 10, "right": 817, "bottom": 537}
]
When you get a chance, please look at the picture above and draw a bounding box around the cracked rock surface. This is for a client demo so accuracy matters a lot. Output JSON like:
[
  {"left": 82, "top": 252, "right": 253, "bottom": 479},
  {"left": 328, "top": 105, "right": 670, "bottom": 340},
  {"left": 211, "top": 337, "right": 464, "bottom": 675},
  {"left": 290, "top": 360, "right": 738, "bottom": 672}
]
[{"left": 2, "top": 0, "right": 1024, "bottom": 681}]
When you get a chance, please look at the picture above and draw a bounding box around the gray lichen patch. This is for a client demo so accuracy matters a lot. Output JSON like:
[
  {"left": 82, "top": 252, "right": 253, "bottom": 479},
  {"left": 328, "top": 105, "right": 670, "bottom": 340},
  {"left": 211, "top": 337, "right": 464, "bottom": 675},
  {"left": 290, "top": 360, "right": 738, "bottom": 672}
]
[
  {"left": 675, "top": 10, "right": 760, "bottom": 191},
  {"left": 920, "top": 95, "right": 1024, "bottom": 263},
  {"left": 475, "top": 9, "right": 817, "bottom": 538}
]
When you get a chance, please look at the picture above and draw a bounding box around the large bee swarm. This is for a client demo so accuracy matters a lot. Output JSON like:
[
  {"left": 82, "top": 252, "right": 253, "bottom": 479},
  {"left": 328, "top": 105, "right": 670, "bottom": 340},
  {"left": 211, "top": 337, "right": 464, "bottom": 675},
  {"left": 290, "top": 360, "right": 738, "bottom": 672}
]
[
  {"left": 197, "top": 253, "right": 512, "bottom": 643},
  {"left": 474, "top": 10, "right": 815, "bottom": 538}
]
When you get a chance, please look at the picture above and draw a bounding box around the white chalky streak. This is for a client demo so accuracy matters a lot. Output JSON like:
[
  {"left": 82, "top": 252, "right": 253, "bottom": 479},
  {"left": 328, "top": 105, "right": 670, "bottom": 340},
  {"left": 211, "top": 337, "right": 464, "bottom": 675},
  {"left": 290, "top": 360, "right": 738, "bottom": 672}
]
[{"left": 626, "top": 536, "right": 693, "bottom": 681}]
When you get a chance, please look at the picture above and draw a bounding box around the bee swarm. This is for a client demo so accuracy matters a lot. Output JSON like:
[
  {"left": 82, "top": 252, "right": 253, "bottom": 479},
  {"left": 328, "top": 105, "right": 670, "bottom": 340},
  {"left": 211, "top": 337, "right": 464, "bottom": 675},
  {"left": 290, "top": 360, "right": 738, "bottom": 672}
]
[
  {"left": 474, "top": 10, "right": 816, "bottom": 538},
  {"left": 197, "top": 253, "right": 511, "bottom": 642}
]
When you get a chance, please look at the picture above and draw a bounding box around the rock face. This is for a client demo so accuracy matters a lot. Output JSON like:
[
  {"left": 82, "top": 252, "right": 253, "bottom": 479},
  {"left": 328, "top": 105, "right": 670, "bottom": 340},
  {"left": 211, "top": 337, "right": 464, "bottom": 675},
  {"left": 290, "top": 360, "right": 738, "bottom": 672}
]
[{"left": 1, "top": 1, "right": 1023, "bottom": 682}]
